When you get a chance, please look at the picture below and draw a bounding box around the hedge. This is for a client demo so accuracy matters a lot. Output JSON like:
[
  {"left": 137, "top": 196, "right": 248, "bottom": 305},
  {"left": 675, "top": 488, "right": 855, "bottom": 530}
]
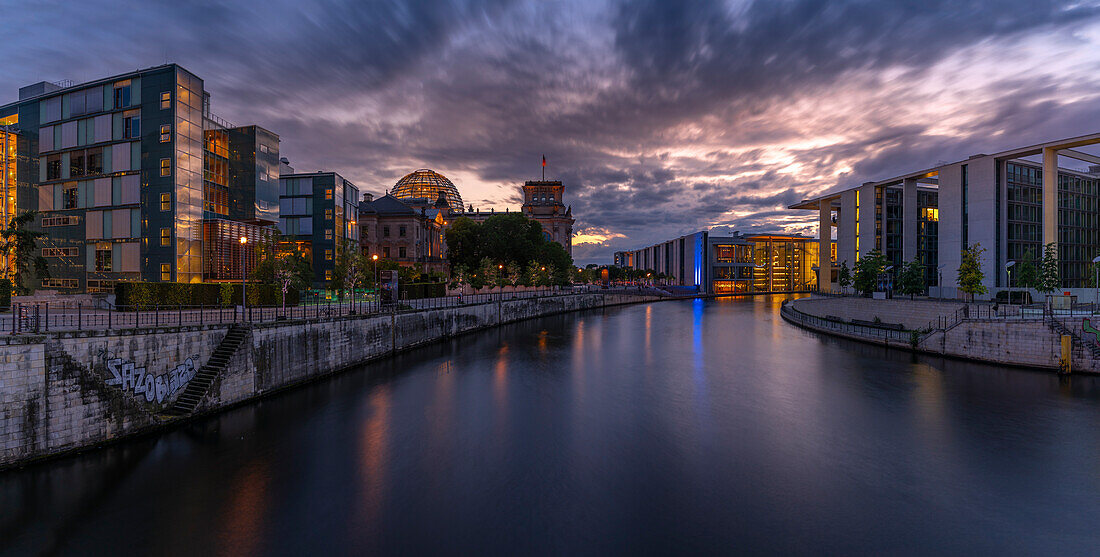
[
  {"left": 399, "top": 282, "right": 446, "bottom": 299},
  {"left": 114, "top": 282, "right": 300, "bottom": 310}
]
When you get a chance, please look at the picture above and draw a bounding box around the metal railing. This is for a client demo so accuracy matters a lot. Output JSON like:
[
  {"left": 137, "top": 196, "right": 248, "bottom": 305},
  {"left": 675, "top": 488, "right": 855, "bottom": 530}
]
[
  {"left": 780, "top": 301, "right": 914, "bottom": 343},
  {"left": 6, "top": 286, "right": 658, "bottom": 334}
]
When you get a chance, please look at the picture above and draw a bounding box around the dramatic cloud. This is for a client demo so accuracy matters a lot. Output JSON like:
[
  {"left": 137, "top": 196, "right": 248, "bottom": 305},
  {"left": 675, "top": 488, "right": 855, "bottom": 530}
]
[{"left": 4, "top": 0, "right": 1100, "bottom": 263}]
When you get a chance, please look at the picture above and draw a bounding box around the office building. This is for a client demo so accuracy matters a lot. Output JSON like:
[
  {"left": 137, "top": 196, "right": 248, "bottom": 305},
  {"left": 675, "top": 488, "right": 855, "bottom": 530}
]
[
  {"left": 358, "top": 193, "right": 446, "bottom": 272},
  {"left": 620, "top": 231, "right": 819, "bottom": 294},
  {"left": 278, "top": 171, "right": 360, "bottom": 287},
  {"left": 790, "top": 132, "right": 1100, "bottom": 297}
]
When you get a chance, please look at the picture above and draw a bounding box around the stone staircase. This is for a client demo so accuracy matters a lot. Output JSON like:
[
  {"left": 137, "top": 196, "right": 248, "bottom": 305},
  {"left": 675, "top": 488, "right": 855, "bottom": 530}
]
[
  {"left": 166, "top": 324, "right": 250, "bottom": 416},
  {"left": 1045, "top": 317, "right": 1100, "bottom": 363}
]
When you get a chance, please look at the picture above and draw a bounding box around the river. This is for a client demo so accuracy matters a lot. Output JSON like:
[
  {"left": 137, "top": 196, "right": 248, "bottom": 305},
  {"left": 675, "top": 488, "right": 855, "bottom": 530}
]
[{"left": 5, "top": 295, "right": 1100, "bottom": 555}]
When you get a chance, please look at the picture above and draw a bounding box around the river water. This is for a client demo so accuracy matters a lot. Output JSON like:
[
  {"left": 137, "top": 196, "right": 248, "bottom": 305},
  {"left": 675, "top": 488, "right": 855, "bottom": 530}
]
[{"left": 5, "top": 295, "right": 1100, "bottom": 555}]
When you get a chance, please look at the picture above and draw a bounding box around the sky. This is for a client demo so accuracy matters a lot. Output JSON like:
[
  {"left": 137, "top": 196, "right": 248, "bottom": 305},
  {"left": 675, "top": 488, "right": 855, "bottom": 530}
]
[{"left": 4, "top": 1, "right": 1100, "bottom": 265}]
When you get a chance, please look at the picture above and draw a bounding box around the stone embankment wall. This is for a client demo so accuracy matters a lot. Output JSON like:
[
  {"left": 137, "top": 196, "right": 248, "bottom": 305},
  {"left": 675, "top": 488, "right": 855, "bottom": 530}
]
[
  {"left": 0, "top": 292, "right": 659, "bottom": 468},
  {"left": 785, "top": 297, "right": 1100, "bottom": 373}
]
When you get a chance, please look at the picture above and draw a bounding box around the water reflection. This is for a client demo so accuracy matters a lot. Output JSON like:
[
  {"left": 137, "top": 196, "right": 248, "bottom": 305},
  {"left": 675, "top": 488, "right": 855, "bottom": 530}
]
[{"left": 5, "top": 296, "right": 1100, "bottom": 555}]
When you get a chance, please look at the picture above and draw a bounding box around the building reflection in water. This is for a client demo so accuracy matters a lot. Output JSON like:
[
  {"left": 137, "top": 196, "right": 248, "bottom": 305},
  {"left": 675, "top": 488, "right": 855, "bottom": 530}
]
[
  {"left": 217, "top": 460, "right": 270, "bottom": 557},
  {"left": 355, "top": 383, "right": 391, "bottom": 533}
]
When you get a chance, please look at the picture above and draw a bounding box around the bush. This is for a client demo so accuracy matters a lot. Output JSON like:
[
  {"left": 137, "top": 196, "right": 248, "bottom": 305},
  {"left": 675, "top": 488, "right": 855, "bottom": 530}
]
[
  {"left": 0, "top": 278, "right": 10, "bottom": 309},
  {"left": 114, "top": 282, "right": 300, "bottom": 310}
]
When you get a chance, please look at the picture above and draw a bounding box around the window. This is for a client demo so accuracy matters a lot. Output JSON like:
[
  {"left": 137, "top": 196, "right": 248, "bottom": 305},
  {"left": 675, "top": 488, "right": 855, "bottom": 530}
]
[
  {"left": 160, "top": 158, "right": 171, "bottom": 177},
  {"left": 399, "top": 225, "right": 406, "bottom": 237},
  {"left": 42, "top": 215, "right": 80, "bottom": 227},
  {"left": 42, "top": 278, "right": 79, "bottom": 289},
  {"left": 113, "top": 85, "right": 131, "bottom": 109},
  {"left": 87, "top": 279, "right": 116, "bottom": 294},
  {"left": 160, "top": 228, "right": 170, "bottom": 246},
  {"left": 383, "top": 226, "right": 390, "bottom": 238},
  {"left": 325, "top": 270, "right": 332, "bottom": 281},
  {"left": 325, "top": 209, "right": 333, "bottom": 220},
  {"left": 95, "top": 243, "right": 112, "bottom": 272},
  {"left": 123, "top": 115, "right": 140, "bottom": 139},
  {"left": 160, "top": 124, "right": 171, "bottom": 143},
  {"left": 42, "top": 247, "right": 79, "bottom": 257},
  {"left": 160, "top": 91, "right": 171, "bottom": 110},
  {"left": 160, "top": 193, "right": 171, "bottom": 211},
  {"left": 46, "top": 154, "right": 61, "bottom": 180},
  {"left": 86, "top": 148, "right": 103, "bottom": 175},
  {"left": 324, "top": 229, "right": 333, "bottom": 240},
  {"left": 325, "top": 189, "right": 333, "bottom": 200},
  {"left": 382, "top": 247, "right": 390, "bottom": 258},
  {"left": 399, "top": 247, "right": 407, "bottom": 258},
  {"left": 63, "top": 184, "right": 78, "bottom": 209},
  {"left": 325, "top": 249, "right": 333, "bottom": 261},
  {"left": 160, "top": 263, "right": 171, "bottom": 281},
  {"left": 70, "top": 151, "right": 85, "bottom": 178}
]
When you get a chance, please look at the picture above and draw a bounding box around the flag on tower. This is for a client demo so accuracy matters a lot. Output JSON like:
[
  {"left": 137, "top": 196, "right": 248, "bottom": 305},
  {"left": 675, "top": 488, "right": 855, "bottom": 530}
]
[
  {"left": 542, "top": 155, "right": 546, "bottom": 167},
  {"left": 541, "top": 155, "right": 546, "bottom": 180}
]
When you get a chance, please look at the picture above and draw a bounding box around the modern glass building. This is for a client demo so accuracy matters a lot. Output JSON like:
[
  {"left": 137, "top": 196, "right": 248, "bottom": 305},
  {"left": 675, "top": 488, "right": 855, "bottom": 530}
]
[
  {"left": 0, "top": 64, "right": 281, "bottom": 293},
  {"left": 279, "top": 172, "right": 360, "bottom": 287},
  {"left": 790, "top": 132, "right": 1100, "bottom": 297},
  {"left": 619, "top": 231, "right": 818, "bottom": 294}
]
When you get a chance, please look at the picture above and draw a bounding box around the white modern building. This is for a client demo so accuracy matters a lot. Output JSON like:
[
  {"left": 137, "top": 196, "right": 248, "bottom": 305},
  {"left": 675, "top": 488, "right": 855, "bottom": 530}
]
[{"left": 791, "top": 132, "right": 1100, "bottom": 299}]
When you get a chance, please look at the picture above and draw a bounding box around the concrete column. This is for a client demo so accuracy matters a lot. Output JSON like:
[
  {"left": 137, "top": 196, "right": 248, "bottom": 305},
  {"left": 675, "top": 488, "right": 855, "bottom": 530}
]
[
  {"left": 902, "top": 178, "right": 918, "bottom": 263},
  {"left": 818, "top": 203, "right": 832, "bottom": 292},
  {"left": 857, "top": 183, "right": 878, "bottom": 258},
  {"left": 1042, "top": 147, "right": 1058, "bottom": 255}
]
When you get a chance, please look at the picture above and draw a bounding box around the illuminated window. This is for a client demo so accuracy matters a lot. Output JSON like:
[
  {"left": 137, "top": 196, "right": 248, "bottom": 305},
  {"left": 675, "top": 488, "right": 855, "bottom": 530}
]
[
  {"left": 325, "top": 270, "right": 332, "bottom": 281},
  {"left": 160, "top": 124, "right": 171, "bottom": 143},
  {"left": 324, "top": 229, "right": 333, "bottom": 240},
  {"left": 325, "top": 209, "right": 333, "bottom": 220},
  {"left": 94, "top": 243, "right": 112, "bottom": 272},
  {"left": 921, "top": 207, "right": 939, "bottom": 222},
  {"left": 325, "top": 249, "right": 333, "bottom": 261},
  {"left": 160, "top": 263, "right": 171, "bottom": 281},
  {"left": 160, "top": 91, "right": 171, "bottom": 110},
  {"left": 383, "top": 247, "right": 390, "bottom": 258},
  {"left": 160, "top": 158, "right": 171, "bottom": 177},
  {"left": 160, "top": 193, "right": 170, "bottom": 211},
  {"left": 160, "top": 228, "right": 170, "bottom": 246},
  {"left": 325, "top": 189, "right": 333, "bottom": 200}
]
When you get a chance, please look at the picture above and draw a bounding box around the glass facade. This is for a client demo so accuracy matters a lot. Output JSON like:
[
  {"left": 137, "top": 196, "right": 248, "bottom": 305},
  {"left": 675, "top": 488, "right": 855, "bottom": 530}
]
[
  {"left": 749, "top": 235, "right": 818, "bottom": 292},
  {"left": 174, "top": 67, "right": 205, "bottom": 283},
  {"left": 917, "top": 190, "right": 939, "bottom": 286},
  {"left": 279, "top": 172, "right": 359, "bottom": 287}
]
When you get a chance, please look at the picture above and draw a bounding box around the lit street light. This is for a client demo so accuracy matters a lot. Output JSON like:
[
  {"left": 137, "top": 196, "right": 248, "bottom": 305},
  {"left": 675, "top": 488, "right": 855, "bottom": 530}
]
[
  {"left": 240, "top": 236, "right": 248, "bottom": 320},
  {"left": 1005, "top": 260, "right": 1016, "bottom": 304}
]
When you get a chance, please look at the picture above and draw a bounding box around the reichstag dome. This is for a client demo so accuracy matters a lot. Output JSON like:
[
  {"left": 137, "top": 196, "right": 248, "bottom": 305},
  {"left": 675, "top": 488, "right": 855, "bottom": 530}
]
[{"left": 391, "top": 169, "right": 464, "bottom": 212}]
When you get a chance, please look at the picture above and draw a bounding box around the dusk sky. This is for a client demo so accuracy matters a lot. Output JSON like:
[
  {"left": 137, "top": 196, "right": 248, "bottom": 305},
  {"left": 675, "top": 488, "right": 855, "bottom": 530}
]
[{"left": 5, "top": 0, "right": 1100, "bottom": 264}]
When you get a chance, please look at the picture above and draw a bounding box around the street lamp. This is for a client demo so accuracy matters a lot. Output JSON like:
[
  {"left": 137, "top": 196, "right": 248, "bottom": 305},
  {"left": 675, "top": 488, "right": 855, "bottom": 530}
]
[
  {"left": 1005, "top": 260, "right": 1016, "bottom": 304},
  {"left": 372, "top": 254, "right": 379, "bottom": 294},
  {"left": 937, "top": 264, "right": 946, "bottom": 299},
  {"left": 239, "top": 236, "right": 248, "bottom": 319}
]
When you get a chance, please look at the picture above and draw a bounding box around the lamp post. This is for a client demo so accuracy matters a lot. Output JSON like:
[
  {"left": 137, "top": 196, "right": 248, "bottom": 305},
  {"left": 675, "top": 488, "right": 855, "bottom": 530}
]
[
  {"left": 1004, "top": 260, "right": 1016, "bottom": 304},
  {"left": 937, "top": 264, "right": 946, "bottom": 299},
  {"left": 239, "top": 236, "right": 248, "bottom": 319},
  {"left": 884, "top": 265, "right": 894, "bottom": 296},
  {"left": 372, "top": 254, "right": 379, "bottom": 299}
]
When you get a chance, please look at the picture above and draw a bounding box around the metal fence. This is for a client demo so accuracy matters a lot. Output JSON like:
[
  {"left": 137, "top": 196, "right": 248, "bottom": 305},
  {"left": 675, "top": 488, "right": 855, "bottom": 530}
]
[
  {"left": 780, "top": 302, "right": 914, "bottom": 343},
  {"left": 6, "top": 286, "right": 657, "bottom": 334}
]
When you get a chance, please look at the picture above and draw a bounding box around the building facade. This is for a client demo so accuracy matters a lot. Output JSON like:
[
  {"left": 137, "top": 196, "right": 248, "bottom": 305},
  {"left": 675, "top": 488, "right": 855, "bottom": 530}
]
[
  {"left": 620, "top": 231, "right": 818, "bottom": 294},
  {"left": 278, "top": 172, "right": 360, "bottom": 287},
  {"left": 790, "top": 132, "right": 1100, "bottom": 297},
  {"left": 0, "top": 64, "right": 282, "bottom": 293},
  {"left": 357, "top": 194, "right": 446, "bottom": 272}
]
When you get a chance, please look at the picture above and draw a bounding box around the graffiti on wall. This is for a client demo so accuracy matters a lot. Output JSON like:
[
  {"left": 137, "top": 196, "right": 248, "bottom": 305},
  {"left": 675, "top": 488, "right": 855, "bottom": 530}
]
[
  {"left": 1085, "top": 318, "right": 1100, "bottom": 347},
  {"left": 103, "top": 355, "right": 199, "bottom": 404}
]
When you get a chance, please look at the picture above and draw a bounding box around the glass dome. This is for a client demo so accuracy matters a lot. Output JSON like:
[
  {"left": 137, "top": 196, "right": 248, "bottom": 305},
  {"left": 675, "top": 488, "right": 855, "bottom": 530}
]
[{"left": 391, "top": 169, "right": 464, "bottom": 212}]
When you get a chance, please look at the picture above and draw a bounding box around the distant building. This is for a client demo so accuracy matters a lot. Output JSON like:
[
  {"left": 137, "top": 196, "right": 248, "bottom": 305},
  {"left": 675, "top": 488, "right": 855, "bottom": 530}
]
[
  {"left": 620, "top": 231, "right": 819, "bottom": 294},
  {"left": 358, "top": 193, "right": 446, "bottom": 272},
  {"left": 278, "top": 172, "right": 359, "bottom": 287}
]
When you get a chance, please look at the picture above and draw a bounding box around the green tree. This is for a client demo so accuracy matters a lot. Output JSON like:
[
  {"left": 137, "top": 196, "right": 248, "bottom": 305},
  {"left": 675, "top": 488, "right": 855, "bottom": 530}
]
[
  {"left": 852, "top": 250, "right": 887, "bottom": 295},
  {"left": 898, "top": 259, "right": 926, "bottom": 299},
  {"left": 219, "top": 282, "right": 235, "bottom": 308},
  {"left": 274, "top": 252, "right": 312, "bottom": 312},
  {"left": 505, "top": 261, "right": 522, "bottom": 289},
  {"left": 480, "top": 213, "right": 545, "bottom": 267},
  {"left": 333, "top": 248, "right": 369, "bottom": 300},
  {"left": 957, "top": 243, "right": 987, "bottom": 301},
  {"left": 0, "top": 211, "right": 49, "bottom": 295},
  {"left": 838, "top": 261, "right": 852, "bottom": 294},
  {"left": 444, "top": 217, "right": 482, "bottom": 273},
  {"left": 1014, "top": 248, "right": 1039, "bottom": 290},
  {"left": 1036, "top": 242, "right": 1060, "bottom": 294}
]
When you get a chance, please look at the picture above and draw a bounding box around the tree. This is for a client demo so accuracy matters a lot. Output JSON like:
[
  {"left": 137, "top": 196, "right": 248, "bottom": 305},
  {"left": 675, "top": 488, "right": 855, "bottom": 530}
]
[
  {"left": 1015, "top": 248, "right": 1039, "bottom": 291},
  {"left": 444, "top": 217, "right": 482, "bottom": 273},
  {"left": 852, "top": 250, "right": 887, "bottom": 295},
  {"left": 505, "top": 261, "right": 522, "bottom": 289},
  {"left": 898, "top": 259, "right": 926, "bottom": 299},
  {"left": 1036, "top": 242, "right": 1060, "bottom": 295},
  {"left": 274, "top": 252, "right": 312, "bottom": 312},
  {"left": 838, "top": 261, "right": 852, "bottom": 294},
  {"left": 0, "top": 211, "right": 49, "bottom": 295},
  {"left": 333, "top": 248, "right": 369, "bottom": 301},
  {"left": 956, "top": 243, "right": 987, "bottom": 301}
]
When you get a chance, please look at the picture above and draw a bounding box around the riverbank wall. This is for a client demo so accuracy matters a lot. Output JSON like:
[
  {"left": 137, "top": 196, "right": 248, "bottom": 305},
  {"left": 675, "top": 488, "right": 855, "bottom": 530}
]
[
  {"left": 1, "top": 292, "right": 661, "bottom": 469},
  {"left": 782, "top": 297, "right": 1100, "bottom": 373}
]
